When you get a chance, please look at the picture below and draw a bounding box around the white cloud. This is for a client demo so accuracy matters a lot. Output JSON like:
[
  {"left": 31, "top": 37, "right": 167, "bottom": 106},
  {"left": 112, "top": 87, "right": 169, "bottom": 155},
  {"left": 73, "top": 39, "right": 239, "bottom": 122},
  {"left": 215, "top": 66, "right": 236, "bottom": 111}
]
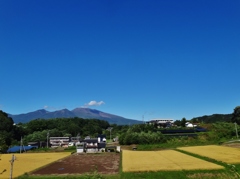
[{"left": 84, "top": 100, "right": 105, "bottom": 107}]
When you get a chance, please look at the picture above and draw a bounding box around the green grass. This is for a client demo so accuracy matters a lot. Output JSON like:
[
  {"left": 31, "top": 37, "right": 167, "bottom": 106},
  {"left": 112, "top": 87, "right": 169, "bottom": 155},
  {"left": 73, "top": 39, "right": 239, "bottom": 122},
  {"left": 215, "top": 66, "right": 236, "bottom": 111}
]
[
  {"left": 17, "top": 170, "right": 240, "bottom": 179},
  {"left": 135, "top": 136, "right": 223, "bottom": 151},
  {"left": 110, "top": 170, "right": 236, "bottom": 179},
  {"left": 136, "top": 142, "right": 216, "bottom": 151},
  {"left": 120, "top": 170, "right": 240, "bottom": 179},
  {"left": 120, "top": 171, "right": 187, "bottom": 179}
]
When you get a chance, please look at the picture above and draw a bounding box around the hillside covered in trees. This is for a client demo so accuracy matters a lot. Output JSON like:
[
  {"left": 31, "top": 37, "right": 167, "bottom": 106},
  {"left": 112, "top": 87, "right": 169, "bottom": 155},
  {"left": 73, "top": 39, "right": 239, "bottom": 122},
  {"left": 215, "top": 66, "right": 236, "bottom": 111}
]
[
  {"left": 191, "top": 114, "right": 232, "bottom": 123},
  {"left": 0, "top": 110, "right": 111, "bottom": 152}
]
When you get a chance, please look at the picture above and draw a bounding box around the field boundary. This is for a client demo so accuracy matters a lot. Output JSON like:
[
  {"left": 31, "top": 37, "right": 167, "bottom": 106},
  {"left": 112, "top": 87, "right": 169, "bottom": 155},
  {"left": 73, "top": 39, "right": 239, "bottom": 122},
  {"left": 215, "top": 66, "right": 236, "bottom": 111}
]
[{"left": 175, "top": 148, "right": 240, "bottom": 177}]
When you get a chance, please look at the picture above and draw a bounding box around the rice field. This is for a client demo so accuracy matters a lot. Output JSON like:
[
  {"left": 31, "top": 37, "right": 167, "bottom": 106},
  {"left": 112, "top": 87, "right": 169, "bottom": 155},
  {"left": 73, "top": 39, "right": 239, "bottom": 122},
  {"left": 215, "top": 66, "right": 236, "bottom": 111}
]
[
  {"left": 0, "top": 152, "right": 71, "bottom": 179},
  {"left": 178, "top": 145, "right": 240, "bottom": 164},
  {"left": 122, "top": 150, "right": 224, "bottom": 172}
]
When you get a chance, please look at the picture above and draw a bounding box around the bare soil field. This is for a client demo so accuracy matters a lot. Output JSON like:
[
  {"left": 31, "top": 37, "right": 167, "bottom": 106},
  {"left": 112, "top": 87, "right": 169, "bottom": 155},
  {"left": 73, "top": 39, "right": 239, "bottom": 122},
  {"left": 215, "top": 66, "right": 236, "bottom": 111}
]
[{"left": 31, "top": 153, "right": 120, "bottom": 176}]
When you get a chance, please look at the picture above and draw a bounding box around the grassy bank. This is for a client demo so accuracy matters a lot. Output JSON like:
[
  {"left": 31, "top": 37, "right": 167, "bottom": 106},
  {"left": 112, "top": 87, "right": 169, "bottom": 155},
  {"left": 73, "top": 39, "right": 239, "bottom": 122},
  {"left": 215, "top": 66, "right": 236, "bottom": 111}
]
[
  {"left": 17, "top": 169, "right": 240, "bottom": 179},
  {"left": 136, "top": 140, "right": 218, "bottom": 151}
]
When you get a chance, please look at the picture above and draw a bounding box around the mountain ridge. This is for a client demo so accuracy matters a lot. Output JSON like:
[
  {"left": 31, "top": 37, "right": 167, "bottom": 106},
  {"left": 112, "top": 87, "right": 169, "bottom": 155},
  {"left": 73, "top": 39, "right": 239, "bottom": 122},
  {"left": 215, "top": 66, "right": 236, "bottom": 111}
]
[
  {"left": 191, "top": 113, "right": 232, "bottom": 123},
  {"left": 8, "top": 108, "right": 142, "bottom": 125}
]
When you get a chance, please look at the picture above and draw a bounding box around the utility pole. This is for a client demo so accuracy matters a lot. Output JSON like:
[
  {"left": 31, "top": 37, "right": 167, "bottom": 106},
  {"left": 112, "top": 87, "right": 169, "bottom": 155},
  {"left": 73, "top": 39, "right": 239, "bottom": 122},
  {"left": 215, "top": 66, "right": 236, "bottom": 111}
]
[
  {"left": 107, "top": 127, "right": 113, "bottom": 141},
  {"left": 20, "top": 137, "right": 25, "bottom": 153},
  {"left": 20, "top": 137, "right": 22, "bottom": 154},
  {"left": 47, "top": 131, "right": 50, "bottom": 148},
  {"left": 235, "top": 122, "right": 239, "bottom": 139},
  {"left": 9, "top": 154, "right": 16, "bottom": 179}
]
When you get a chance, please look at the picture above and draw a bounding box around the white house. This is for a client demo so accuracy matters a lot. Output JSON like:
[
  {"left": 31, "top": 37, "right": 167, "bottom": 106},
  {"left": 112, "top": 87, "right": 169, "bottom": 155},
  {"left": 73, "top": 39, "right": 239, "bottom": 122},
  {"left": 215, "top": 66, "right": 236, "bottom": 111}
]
[{"left": 185, "top": 122, "right": 197, "bottom": 127}]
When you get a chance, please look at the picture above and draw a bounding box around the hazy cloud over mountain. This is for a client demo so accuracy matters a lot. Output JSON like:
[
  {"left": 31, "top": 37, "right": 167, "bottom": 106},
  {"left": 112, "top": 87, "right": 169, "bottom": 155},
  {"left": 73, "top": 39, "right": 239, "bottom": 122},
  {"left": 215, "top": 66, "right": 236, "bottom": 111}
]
[{"left": 43, "top": 105, "right": 65, "bottom": 111}]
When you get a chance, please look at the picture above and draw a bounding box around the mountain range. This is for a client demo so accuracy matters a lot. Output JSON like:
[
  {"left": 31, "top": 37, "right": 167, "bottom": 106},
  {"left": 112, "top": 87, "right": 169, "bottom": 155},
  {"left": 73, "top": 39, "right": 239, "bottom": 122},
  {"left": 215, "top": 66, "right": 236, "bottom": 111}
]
[{"left": 8, "top": 108, "right": 142, "bottom": 125}]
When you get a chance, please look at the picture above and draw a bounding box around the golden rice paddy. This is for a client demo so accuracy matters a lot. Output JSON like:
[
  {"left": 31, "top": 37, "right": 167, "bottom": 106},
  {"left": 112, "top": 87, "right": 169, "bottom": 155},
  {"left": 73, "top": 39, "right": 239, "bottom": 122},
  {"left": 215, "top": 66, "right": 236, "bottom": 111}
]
[
  {"left": 122, "top": 150, "right": 224, "bottom": 172},
  {"left": 178, "top": 145, "right": 240, "bottom": 164},
  {"left": 0, "top": 152, "right": 71, "bottom": 179}
]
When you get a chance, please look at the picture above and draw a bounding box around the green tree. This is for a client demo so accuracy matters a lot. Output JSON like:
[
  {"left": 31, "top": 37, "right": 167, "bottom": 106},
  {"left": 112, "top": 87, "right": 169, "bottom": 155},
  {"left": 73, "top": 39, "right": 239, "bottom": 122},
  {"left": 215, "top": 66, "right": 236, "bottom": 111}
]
[
  {"left": 210, "top": 122, "right": 236, "bottom": 141},
  {"left": 0, "top": 110, "right": 14, "bottom": 151},
  {"left": 48, "top": 128, "right": 63, "bottom": 137},
  {"left": 24, "top": 131, "right": 47, "bottom": 142},
  {"left": 174, "top": 120, "right": 181, "bottom": 126},
  {"left": 191, "top": 118, "right": 199, "bottom": 123},
  {"left": 27, "top": 119, "right": 48, "bottom": 133},
  {"left": 66, "top": 123, "right": 81, "bottom": 136},
  {"left": 0, "top": 110, "right": 14, "bottom": 132},
  {"left": 119, "top": 126, "right": 166, "bottom": 145},
  {"left": 231, "top": 106, "right": 240, "bottom": 125},
  {"left": 181, "top": 117, "right": 187, "bottom": 127},
  {"left": 0, "top": 134, "right": 8, "bottom": 152}
]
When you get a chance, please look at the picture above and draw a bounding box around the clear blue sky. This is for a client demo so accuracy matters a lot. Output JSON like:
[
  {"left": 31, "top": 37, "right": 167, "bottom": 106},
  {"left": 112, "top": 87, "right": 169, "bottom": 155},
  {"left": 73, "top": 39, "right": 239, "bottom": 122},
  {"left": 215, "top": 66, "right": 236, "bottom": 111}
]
[{"left": 1, "top": 0, "right": 239, "bottom": 121}]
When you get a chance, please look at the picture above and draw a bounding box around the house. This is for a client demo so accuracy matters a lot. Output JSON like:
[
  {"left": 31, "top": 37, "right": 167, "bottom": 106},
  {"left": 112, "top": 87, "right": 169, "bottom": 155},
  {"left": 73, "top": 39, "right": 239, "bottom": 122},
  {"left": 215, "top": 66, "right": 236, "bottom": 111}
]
[
  {"left": 69, "top": 136, "right": 83, "bottom": 146},
  {"left": 71, "top": 136, "right": 82, "bottom": 143},
  {"left": 97, "top": 134, "right": 107, "bottom": 142},
  {"left": 84, "top": 138, "right": 106, "bottom": 153},
  {"left": 49, "top": 137, "right": 70, "bottom": 148},
  {"left": 82, "top": 135, "right": 107, "bottom": 153},
  {"left": 185, "top": 122, "right": 197, "bottom": 128},
  {"left": 146, "top": 119, "right": 174, "bottom": 127},
  {"left": 84, "top": 138, "right": 98, "bottom": 153},
  {"left": 76, "top": 142, "right": 84, "bottom": 153}
]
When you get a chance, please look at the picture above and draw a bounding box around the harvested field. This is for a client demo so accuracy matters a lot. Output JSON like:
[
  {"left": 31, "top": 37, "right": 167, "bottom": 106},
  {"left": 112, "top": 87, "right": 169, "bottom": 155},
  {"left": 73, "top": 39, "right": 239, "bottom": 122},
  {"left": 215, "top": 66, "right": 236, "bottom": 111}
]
[
  {"left": 0, "top": 152, "right": 71, "bottom": 179},
  {"left": 31, "top": 153, "right": 120, "bottom": 175},
  {"left": 178, "top": 145, "right": 240, "bottom": 164},
  {"left": 122, "top": 150, "right": 223, "bottom": 172}
]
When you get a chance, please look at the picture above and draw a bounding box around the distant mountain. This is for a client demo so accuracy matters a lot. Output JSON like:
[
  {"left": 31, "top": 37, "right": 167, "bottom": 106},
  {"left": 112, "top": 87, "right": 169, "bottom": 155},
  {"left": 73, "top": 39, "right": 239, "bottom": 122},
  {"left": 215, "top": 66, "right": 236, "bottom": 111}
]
[
  {"left": 191, "top": 114, "right": 232, "bottom": 123},
  {"left": 8, "top": 108, "right": 142, "bottom": 125}
]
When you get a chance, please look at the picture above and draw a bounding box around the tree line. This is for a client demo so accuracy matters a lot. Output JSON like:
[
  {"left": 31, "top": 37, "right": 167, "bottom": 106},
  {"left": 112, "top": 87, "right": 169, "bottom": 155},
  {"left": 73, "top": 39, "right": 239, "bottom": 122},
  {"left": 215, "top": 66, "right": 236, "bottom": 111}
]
[
  {"left": 1, "top": 106, "right": 240, "bottom": 151},
  {"left": 0, "top": 110, "right": 110, "bottom": 152},
  {"left": 119, "top": 106, "right": 240, "bottom": 145}
]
